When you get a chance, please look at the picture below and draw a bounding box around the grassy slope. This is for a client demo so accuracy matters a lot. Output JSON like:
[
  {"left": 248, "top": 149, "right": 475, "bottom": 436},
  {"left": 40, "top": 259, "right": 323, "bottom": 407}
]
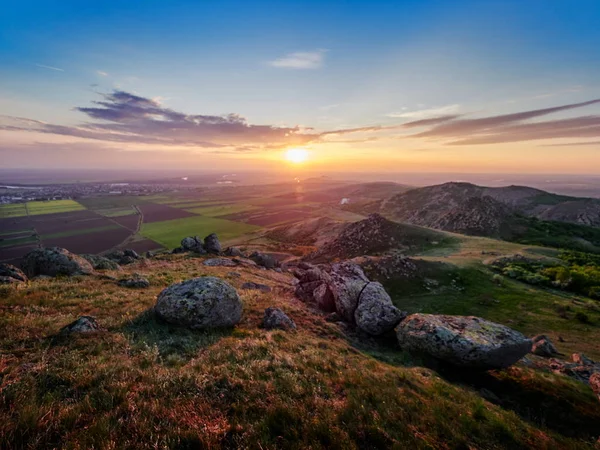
[{"left": 1, "top": 256, "right": 599, "bottom": 449}]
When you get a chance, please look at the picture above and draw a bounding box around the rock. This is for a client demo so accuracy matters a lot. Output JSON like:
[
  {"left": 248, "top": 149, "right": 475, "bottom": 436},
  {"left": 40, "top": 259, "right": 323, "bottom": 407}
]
[
  {"left": 120, "top": 255, "right": 137, "bottom": 265},
  {"left": 181, "top": 236, "right": 206, "bottom": 253},
  {"left": 0, "top": 263, "right": 28, "bottom": 284},
  {"left": 172, "top": 247, "right": 185, "bottom": 254},
  {"left": 21, "top": 247, "right": 93, "bottom": 278},
  {"left": 227, "top": 271, "right": 241, "bottom": 278},
  {"left": 224, "top": 247, "right": 243, "bottom": 257},
  {"left": 313, "top": 283, "right": 336, "bottom": 312},
  {"left": 572, "top": 353, "right": 595, "bottom": 365},
  {"left": 325, "top": 312, "right": 343, "bottom": 322},
  {"left": 118, "top": 275, "right": 150, "bottom": 288},
  {"left": 203, "top": 258, "right": 237, "bottom": 267},
  {"left": 145, "top": 251, "right": 154, "bottom": 258},
  {"left": 155, "top": 277, "right": 242, "bottom": 329},
  {"left": 60, "top": 316, "right": 101, "bottom": 334},
  {"left": 531, "top": 335, "right": 559, "bottom": 357},
  {"left": 328, "top": 262, "right": 369, "bottom": 322},
  {"left": 204, "top": 233, "right": 222, "bottom": 254},
  {"left": 263, "top": 307, "right": 296, "bottom": 330},
  {"left": 123, "top": 249, "right": 139, "bottom": 259},
  {"left": 81, "top": 254, "right": 120, "bottom": 270},
  {"left": 396, "top": 314, "right": 533, "bottom": 370},
  {"left": 105, "top": 250, "right": 140, "bottom": 265},
  {"left": 589, "top": 372, "right": 600, "bottom": 400},
  {"left": 249, "top": 252, "right": 277, "bottom": 269},
  {"left": 241, "top": 282, "right": 271, "bottom": 292},
  {"left": 354, "top": 282, "right": 406, "bottom": 335}
]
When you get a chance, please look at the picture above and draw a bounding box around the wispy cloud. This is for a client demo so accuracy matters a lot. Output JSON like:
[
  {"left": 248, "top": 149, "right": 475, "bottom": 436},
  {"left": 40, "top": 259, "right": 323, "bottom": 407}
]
[
  {"left": 388, "top": 104, "right": 461, "bottom": 119},
  {"left": 96, "top": 70, "right": 109, "bottom": 77},
  {"left": 269, "top": 50, "right": 326, "bottom": 69},
  {"left": 35, "top": 63, "right": 64, "bottom": 72}
]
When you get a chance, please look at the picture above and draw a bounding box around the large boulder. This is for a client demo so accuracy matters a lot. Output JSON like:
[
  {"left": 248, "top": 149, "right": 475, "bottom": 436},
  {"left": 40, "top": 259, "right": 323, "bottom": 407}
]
[
  {"left": 249, "top": 252, "right": 277, "bottom": 269},
  {"left": 263, "top": 307, "right": 296, "bottom": 331},
  {"left": 203, "top": 258, "right": 237, "bottom": 267},
  {"left": 155, "top": 277, "right": 242, "bottom": 329},
  {"left": 21, "top": 247, "right": 93, "bottom": 278},
  {"left": 396, "top": 314, "right": 533, "bottom": 370},
  {"left": 105, "top": 250, "right": 141, "bottom": 265},
  {"left": 531, "top": 335, "right": 559, "bottom": 357},
  {"left": 354, "top": 282, "right": 406, "bottom": 335},
  {"left": 81, "top": 254, "right": 120, "bottom": 270},
  {"left": 204, "top": 233, "right": 222, "bottom": 254},
  {"left": 181, "top": 236, "right": 206, "bottom": 253},
  {"left": 0, "top": 263, "right": 28, "bottom": 285},
  {"left": 224, "top": 247, "right": 243, "bottom": 257},
  {"left": 328, "top": 262, "right": 369, "bottom": 322},
  {"left": 118, "top": 275, "right": 150, "bottom": 288}
]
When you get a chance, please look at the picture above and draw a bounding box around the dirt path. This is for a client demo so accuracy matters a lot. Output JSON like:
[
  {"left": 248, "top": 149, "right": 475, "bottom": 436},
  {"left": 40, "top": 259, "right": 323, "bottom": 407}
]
[{"left": 101, "top": 205, "right": 144, "bottom": 255}]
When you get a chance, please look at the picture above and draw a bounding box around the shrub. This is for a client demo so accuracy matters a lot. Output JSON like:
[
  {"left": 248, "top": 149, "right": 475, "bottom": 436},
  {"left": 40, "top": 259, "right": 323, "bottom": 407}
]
[{"left": 575, "top": 312, "right": 591, "bottom": 324}]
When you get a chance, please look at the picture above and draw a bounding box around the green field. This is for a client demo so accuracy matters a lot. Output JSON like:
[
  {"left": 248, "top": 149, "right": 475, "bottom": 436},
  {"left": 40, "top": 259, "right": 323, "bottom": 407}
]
[
  {"left": 0, "top": 203, "right": 28, "bottom": 218},
  {"left": 0, "top": 235, "right": 37, "bottom": 248},
  {"left": 26, "top": 200, "right": 86, "bottom": 216},
  {"left": 77, "top": 196, "right": 146, "bottom": 210},
  {"left": 96, "top": 207, "right": 137, "bottom": 217},
  {"left": 184, "top": 203, "right": 258, "bottom": 217},
  {"left": 140, "top": 216, "right": 261, "bottom": 248}
]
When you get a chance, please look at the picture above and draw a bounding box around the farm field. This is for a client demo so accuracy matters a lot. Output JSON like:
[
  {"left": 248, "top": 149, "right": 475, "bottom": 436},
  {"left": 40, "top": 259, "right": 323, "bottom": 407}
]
[
  {"left": 27, "top": 199, "right": 86, "bottom": 216},
  {"left": 0, "top": 203, "right": 27, "bottom": 218}
]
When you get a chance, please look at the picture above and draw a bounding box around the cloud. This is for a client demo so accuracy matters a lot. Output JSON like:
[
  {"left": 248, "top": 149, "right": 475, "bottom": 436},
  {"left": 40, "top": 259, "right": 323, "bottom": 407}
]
[
  {"left": 401, "top": 115, "right": 462, "bottom": 128},
  {"left": 410, "top": 99, "right": 600, "bottom": 145},
  {"left": 35, "top": 63, "right": 64, "bottom": 72},
  {"left": 541, "top": 141, "right": 600, "bottom": 147},
  {"left": 96, "top": 70, "right": 109, "bottom": 77},
  {"left": 388, "top": 104, "right": 461, "bottom": 119},
  {"left": 269, "top": 50, "right": 326, "bottom": 69}
]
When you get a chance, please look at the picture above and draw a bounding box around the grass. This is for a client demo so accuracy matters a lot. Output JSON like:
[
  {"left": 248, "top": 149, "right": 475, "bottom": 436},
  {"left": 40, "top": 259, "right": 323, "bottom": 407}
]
[
  {"left": 140, "top": 216, "right": 261, "bottom": 248},
  {"left": 0, "top": 203, "right": 27, "bottom": 218},
  {"left": 26, "top": 200, "right": 86, "bottom": 216},
  {"left": 96, "top": 207, "right": 137, "bottom": 217},
  {"left": 0, "top": 256, "right": 598, "bottom": 448}
]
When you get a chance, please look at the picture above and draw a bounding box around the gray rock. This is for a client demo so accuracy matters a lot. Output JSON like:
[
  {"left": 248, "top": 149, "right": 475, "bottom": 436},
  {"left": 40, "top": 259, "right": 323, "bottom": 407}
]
[
  {"left": 155, "top": 277, "right": 242, "bottom": 329},
  {"left": 203, "top": 258, "right": 237, "bottom": 267},
  {"left": 0, "top": 263, "right": 28, "bottom": 284},
  {"left": 263, "top": 307, "right": 296, "bottom": 330},
  {"left": 589, "top": 372, "right": 600, "bottom": 400},
  {"left": 181, "top": 236, "right": 206, "bottom": 253},
  {"left": 172, "top": 247, "right": 185, "bottom": 254},
  {"left": 241, "top": 282, "right": 271, "bottom": 292},
  {"left": 118, "top": 275, "right": 150, "bottom": 288},
  {"left": 224, "top": 246, "right": 243, "bottom": 257},
  {"left": 227, "top": 271, "right": 241, "bottom": 278},
  {"left": 354, "top": 282, "right": 406, "bottom": 335},
  {"left": 105, "top": 250, "right": 139, "bottom": 265},
  {"left": 123, "top": 249, "right": 139, "bottom": 259},
  {"left": 572, "top": 353, "right": 595, "bottom": 365},
  {"left": 60, "top": 316, "right": 101, "bottom": 334},
  {"left": 120, "top": 255, "right": 137, "bottom": 265},
  {"left": 313, "top": 282, "right": 336, "bottom": 312},
  {"left": 82, "top": 254, "right": 120, "bottom": 270},
  {"left": 396, "top": 314, "right": 533, "bottom": 370},
  {"left": 204, "top": 233, "right": 222, "bottom": 254},
  {"left": 328, "top": 262, "right": 369, "bottom": 322},
  {"left": 21, "top": 247, "right": 93, "bottom": 278},
  {"left": 531, "top": 335, "right": 559, "bottom": 357},
  {"left": 249, "top": 252, "right": 277, "bottom": 269}
]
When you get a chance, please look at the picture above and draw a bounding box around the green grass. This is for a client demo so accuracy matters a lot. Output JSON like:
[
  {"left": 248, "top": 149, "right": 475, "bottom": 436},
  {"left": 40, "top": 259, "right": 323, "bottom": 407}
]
[
  {"left": 41, "top": 225, "right": 122, "bottom": 240},
  {"left": 26, "top": 200, "right": 86, "bottom": 216},
  {"left": 0, "top": 228, "right": 34, "bottom": 237},
  {"left": 140, "top": 216, "right": 261, "bottom": 248},
  {"left": 0, "top": 203, "right": 28, "bottom": 218},
  {"left": 96, "top": 207, "right": 137, "bottom": 217},
  {"left": 184, "top": 203, "right": 258, "bottom": 217},
  {"left": 0, "top": 235, "right": 37, "bottom": 248}
]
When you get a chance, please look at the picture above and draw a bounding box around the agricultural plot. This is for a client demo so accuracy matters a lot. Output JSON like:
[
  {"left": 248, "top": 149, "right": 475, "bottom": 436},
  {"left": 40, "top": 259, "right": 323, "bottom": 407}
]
[
  {"left": 141, "top": 216, "right": 260, "bottom": 248},
  {"left": 31, "top": 210, "right": 112, "bottom": 235},
  {"left": 0, "top": 203, "right": 27, "bottom": 218},
  {"left": 96, "top": 207, "right": 137, "bottom": 217},
  {"left": 137, "top": 203, "right": 197, "bottom": 223},
  {"left": 77, "top": 196, "right": 147, "bottom": 209},
  {"left": 26, "top": 199, "right": 86, "bottom": 216},
  {"left": 0, "top": 216, "right": 33, "bottom": 233},
  {"left": 119, "top": 238, "right": 164, "bottom": 254},
  {"left": 183, "top": 203, "right": 258, "bottom": 217},
  {"left": 112, "top": 214, "right": 140, "bottom": 231},
  {"left": 42, "top": 227, "right": 132, "bottom": 254},
  {"left": 0, "top": 244, "right": 38, "bottom": 264}
]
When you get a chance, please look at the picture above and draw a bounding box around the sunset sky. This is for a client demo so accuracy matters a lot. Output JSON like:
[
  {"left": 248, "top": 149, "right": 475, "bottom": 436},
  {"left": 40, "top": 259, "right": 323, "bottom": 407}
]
[{"left": 1, "top": 0, "right": 600, "bottom": 173}]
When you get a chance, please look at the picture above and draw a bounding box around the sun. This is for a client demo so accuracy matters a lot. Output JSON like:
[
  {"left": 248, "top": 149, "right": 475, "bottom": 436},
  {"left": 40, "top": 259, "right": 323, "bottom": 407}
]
[{"left": 285, "top": 148, "right": 308, "bottom": 164}]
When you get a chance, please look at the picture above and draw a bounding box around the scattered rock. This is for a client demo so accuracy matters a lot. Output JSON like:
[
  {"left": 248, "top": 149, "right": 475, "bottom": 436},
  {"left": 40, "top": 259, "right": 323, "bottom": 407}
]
[
  {"left": 60, "top": 316, "right": 101, "bottom": 334},
  {"left": 203, "top": 258, "right": 237, "bottom": 267},
  {"left": 155, "top": 277, "right": 242, "bottom": 329},
  {"left": 124, "top": 249, "right": 139, "bottom": 259},
  {"left": 0, "top": 263, "right": 28, "bottom": 285},
  {"left": 172, "top": 247, "right": 185, "bottom": 254},
  {"left": 396, "top": 314, "right": 533, "bottom": 370},
  {"left": 181, "top": 236, "right": 206, "bottom": 253},
  {"left": 263, "top": 307, "right": 296, "bottom": 331},
  {"left": 249, "top": 252, "right": 277, "bottom": 269},
  {"left": 21, "top": 247, "right": 94, "bottom": 278},
  {"left": 480, "top": 388, "right": 501, "bottom": 404},
  {"left": 241, "top": 282, "right": 271, "bottom": 292},
  {"left": 204, "top": 233, "right": 222, "bottom": 254},
  {"left": 227, "top": 271, "right": 241, "bottom": 278},
  {"left": 118, "top": 275, "right": 150, "bottom": 288},
  {"left": 224, "top": 247, "right": 243, "bottom": 257},
  {"left": 312, "top": 282, "right": 336, "bottom": 312},
  {"left": 354, "top": 282, "right": 406, "bottom": 335},
  {"left": 82, "top": 254, "right": 120, "bottom": 270},
  {"left": 105, "top": 250, "right": 142, "bottom": 265},
  {"left": 572, "top": 353, "right": 595, "bottom": 366},
  {"left": 531, "top": 335, "right": 559, "bottom": 357},
  {"left": 589, "top": 372, "right": 600, "bottom": 400}
]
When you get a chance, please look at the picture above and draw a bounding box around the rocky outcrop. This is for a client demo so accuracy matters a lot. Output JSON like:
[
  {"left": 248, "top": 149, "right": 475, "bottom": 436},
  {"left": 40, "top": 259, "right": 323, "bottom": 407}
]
[
  {"left": 21, "top": 247, "right": 94, "bottom": 278},
  {"left": 589, "top": 372, "right": 600, "bottom": 400},
  {"left": 327, "top": 262, "right": 370, "bottom": 322},
  {"left": 263, "top": 307, "right": 296, "bottom": 330},
  {"left": 118, "top": 275, "right": 150, "bottom": 288},
  {"left": 354, "top": 282, "right": 407, "bottom": 335},
  {"left": 204, "top": 233, "right": 222, "bottom": 254},
  {"left": 60, "top": 316, "right": 101, "bottom": 334},
  {"left": 155, "top": 277, "right": 242, "bottom": 329},
  {"left": 203, "top": 258, "right": 237, "bottom": 267},
  {"left": 105, "top": 249, "right": 142, "bottom": 265},
  {"left": 224, "top": 247, "right": 243, "bottom": 257},
  {"left": 82, "top": 254, "right": 120, "bottom": 270},
  {"left": 241, "top": 282, "right": 271, "bottom": 292},
  {"left": 531, "top": 335, "right": 559, "bottom": 357},
  {"left": 0, "top": 263, "right": 28, "bottom": 285},
  {"left": 181, "top": 236, "right": 206, "bottom": 253},
  {"left": 396, "top": 314, "right": 532, "bottom": 370},
  {"left": 249, "top": 252, "right": 277, "bottom": 269}
]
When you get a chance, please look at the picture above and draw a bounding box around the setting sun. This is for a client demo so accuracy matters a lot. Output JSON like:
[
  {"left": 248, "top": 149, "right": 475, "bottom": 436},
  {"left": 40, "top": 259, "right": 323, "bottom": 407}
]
[{"left": 285, "top": 148, "right": 308, "bottom": 164}]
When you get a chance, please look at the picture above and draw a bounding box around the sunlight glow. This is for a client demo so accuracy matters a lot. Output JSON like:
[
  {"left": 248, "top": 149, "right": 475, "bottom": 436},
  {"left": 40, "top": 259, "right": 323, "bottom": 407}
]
[{"left": 285, "top": 148, "right": 308, "bottom": 164}]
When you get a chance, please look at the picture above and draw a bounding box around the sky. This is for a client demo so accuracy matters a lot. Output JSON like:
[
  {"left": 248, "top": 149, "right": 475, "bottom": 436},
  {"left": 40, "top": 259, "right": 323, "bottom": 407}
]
[{"left": 1, "top": 0, "right": 600, "bottom": 174}]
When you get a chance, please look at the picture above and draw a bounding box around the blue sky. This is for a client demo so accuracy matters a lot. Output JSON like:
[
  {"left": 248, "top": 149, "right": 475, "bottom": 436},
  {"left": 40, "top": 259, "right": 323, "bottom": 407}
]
[{"left": 1, "top": 0, "right": 600, "bottom": 172}]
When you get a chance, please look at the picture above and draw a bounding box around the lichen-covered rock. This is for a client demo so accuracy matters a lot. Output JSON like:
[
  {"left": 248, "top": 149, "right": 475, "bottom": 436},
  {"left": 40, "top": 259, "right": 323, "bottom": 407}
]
[
  {"left": 181, "top": 236, "right": 206, "bottom": 253},
  {"left": 263, "top": 307, "right": 296, "bottom": 330},
  {"left": 60, "top": 316, "right": 101, "bottom": 334},
  {"left": 224, "top": 247, "right": 243, "bottom": 257},
  {"left": 155, "top": 277, "right": 242, "bottom": 329},
  {"left": 105, "top": 249, "right": 140, "bottom": 265},
  {"left": 531, "top": 335, "right": 559, "bottom": 357},
  {"left": 203, "top": 258, "right": 237, "bottom": 267},
  {"left": 249, "top": 252, "right": 277, "bottom": 269},
  {"left": 0, "top": 263, "right": 28, "bottom": 285},
  {"left": 123, "top": 249, "right": 139, "bottom": 259},
  {"left": 328, "top": 262, "right": 369, "bottom": 322},
  {"left": 21, "top": 247, "right": 93, "bottom": 278},
  {"left": 396, "top": 314, "right": 532, "bottom": 370},
  {"left": 572, "top": 353, "right": 595, "bottom": 366},
  {"left": 118, "top": 275, "right": 150, "bottom": 288},
  {"left": 354, "top": 282, "right": 406, "bottom": 335},
  {"left": 313, "top": 282, "right": 336, "bottom": 312},
  {"left": 82, "top": 254, "right": 120, "bottom": 270},
  {"left": 204, "top": 233, "right": 222, "bottom": 254},
  {"left": 589, "top": 372, "right": 600, "bottom": 400},
  {"left": 241, "top": 282, "right": 271, "bottom": 292}
]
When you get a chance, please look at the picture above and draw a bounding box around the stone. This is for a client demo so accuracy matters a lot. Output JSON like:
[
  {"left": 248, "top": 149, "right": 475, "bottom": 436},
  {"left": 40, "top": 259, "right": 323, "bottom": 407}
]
[
  {"left": 572, "top": 353, "right": 595, "bottom": 366},
  {"left": 81, "top": 254, "right": 120, "bottom": 270},
  {"left": 155, "top": 277, "right": 242, "bottom": 329},
  {"left": 396, "top": 314, "right": 533, "bottom": 370},
  {"left": 589, "top": 372, "right": 600, "bottom": 400},
  {"left": 181, "top": 236, "right": 206, "bottom": 253},
  {"left": 118, "top": 275, "right": 150, "bottom": 288},
  {"left": 21, "top": 247, "right": 93, "bottom": 278},
  {"left": 531, "top": 335, "right": 559, "bottom": 357},
  {"left": 263, "top": 307, "right": 296, "bottom": 330},
  {"left": 241, "top": 282, "right": 271, "bottom": 292},
  {"left": 354, "top": 282, "right": 406, "bottom": 335},
  {"left": 203, "top": 258, "right": 237, "bottom": 267},
  {"left": 224, "top": 247, "right": 243, "bottom": 257},
  {"left": 313, "top": 282, "right": 336, "bottom": 312},
  {"left": 328, "top": 262, "right": 369, "bottom": 322},
  {"left": 172, "top": 247, "right": 185, "bottom": 254},
  {"left": 123, "top": 249, "right": 139, "bottom": 259},
  {"left": 0, "top": 263, "right": 28, "bottom": 284},
  {"left": 60, "top": 316, "right": 101, "bottom": 334},
  {"left": 227, "top": 271, "right": 241, "bottom": 278},
  {"left": 249, "top": 252, "right": 277, "bottom": 269},
  {"left": 204, "top": 233, "right": 222, "bottom": 254}
]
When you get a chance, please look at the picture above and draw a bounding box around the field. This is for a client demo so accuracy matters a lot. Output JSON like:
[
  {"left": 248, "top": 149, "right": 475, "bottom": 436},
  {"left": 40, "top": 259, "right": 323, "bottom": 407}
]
[{"left": 26, "top": 199, "right": 86, "bottom": 216}]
